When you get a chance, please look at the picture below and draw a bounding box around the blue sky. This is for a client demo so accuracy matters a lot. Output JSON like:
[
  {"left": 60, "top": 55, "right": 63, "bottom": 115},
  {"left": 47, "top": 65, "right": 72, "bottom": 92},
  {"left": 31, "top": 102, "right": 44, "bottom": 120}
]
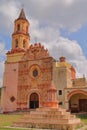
[
  {"left": 61, "top": 24, "right": 87, "bottom": 58},
  {"left": 0, "top": 0, "right": 87, "bottom": 86}
]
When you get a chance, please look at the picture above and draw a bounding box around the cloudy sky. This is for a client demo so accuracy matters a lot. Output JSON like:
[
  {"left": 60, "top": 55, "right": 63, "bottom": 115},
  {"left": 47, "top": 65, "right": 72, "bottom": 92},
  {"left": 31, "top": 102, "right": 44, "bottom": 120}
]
[{"left": 0, "top": 0, "right": 87, "bottom": 86}]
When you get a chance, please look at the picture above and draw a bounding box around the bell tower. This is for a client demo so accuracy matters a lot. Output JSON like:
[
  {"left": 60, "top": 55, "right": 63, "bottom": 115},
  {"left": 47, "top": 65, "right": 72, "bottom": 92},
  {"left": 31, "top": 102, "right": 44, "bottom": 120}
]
[
  {"left": 12, "top": 8, "right": 30, "bottom": 50},
  {"left": 6, "top": 8, "right": 30, "bottom": 62}
]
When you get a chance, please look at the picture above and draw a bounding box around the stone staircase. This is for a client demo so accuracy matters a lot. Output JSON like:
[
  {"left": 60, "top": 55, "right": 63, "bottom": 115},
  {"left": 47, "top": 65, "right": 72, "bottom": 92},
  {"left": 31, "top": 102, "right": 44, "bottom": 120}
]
[{"left": 13, "top": 107, "right": 81, "bottom": 130}]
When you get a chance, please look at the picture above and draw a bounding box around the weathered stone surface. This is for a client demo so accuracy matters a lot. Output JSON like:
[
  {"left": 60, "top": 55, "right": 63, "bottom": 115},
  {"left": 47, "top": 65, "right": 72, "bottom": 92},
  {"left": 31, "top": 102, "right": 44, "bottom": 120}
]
[{"left": 13, "top": 107, "right": 81, "bottom": 130}]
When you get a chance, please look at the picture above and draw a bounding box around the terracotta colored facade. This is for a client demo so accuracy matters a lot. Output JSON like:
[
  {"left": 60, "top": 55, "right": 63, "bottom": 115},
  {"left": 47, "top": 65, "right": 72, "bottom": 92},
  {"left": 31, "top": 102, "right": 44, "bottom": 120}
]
[{"left": 1, "top": 9, "right": 87, "bottom": 113}]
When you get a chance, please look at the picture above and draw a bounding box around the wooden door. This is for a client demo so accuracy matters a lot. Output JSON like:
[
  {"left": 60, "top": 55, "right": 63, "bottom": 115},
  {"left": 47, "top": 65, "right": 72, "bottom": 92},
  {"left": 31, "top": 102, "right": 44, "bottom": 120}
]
[
  {"left": 29, "top": 93, "right": 39, "bottom": 109},
  {"left": 79, "top": 99, "right": 87, "bottom": 112}
]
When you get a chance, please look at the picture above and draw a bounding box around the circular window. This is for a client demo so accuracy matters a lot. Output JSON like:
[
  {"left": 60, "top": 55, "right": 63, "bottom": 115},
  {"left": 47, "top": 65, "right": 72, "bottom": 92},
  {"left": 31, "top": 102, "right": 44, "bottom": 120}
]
[
  {"left": 33, "top": 69, "right": 38, "bottom": 77},
  {"left": 10, "top": 96, "right": 15, "bottom": 102},
  {"left": 29, "top": 65, "right": 40, "bottom": 79}
]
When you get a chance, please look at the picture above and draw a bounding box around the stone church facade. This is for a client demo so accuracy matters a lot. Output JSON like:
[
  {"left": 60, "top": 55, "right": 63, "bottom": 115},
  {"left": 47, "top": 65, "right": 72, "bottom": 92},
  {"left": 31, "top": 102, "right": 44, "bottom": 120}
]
[{"left": 1, "top": 9, "right": 87, "bottom": 113}]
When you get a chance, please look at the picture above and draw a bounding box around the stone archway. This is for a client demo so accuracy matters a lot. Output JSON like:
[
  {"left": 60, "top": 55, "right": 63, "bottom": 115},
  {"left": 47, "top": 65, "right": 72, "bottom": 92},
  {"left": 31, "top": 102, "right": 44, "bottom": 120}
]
[
  {"left": 29, "top": 93, "right": 39, "bottom": 109},
  {"left": 69, "top": 93, "right": 87, "bottom": 113}
]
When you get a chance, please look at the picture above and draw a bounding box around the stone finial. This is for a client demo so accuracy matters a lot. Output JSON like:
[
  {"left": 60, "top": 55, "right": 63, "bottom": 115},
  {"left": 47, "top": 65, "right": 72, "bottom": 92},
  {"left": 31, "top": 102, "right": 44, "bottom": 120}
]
[
  {"left": 45, "top": 81, "right": 58, "bottom": 108},
  {"left": 59, "top": 56, "right": 66, "bottom": 62},
  {"left": 48, "top": 81, "right": 57, "bottom": 92},
  {"left": 18, "top": 8, "right": 26, "bottom": 19}
]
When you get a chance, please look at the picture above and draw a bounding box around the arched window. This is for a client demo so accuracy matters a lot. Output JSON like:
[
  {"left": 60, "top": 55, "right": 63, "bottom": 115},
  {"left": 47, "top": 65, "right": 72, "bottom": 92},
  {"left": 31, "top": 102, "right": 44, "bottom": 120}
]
[
  {"left": 23, "top": 39, "right": 26, "bottom": 48},
  {"left": 17, "top": 24, "right": 20, "bottom": 31},
  {"left": 33, "top": 69, "right": 38, "bottom": 77},
  {"left": 15, "top": 39, "right": 18, "bottom": 48}
]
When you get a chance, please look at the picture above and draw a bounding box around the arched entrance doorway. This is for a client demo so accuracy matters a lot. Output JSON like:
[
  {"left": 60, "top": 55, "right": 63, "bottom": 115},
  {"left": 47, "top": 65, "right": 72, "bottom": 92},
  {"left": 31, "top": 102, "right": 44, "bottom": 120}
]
[
  {"left": 29, "top": 93, "right": 39, "bottom": 109},
  {"left": 69, "top": 93, "right": 87, "bottom": 113}
]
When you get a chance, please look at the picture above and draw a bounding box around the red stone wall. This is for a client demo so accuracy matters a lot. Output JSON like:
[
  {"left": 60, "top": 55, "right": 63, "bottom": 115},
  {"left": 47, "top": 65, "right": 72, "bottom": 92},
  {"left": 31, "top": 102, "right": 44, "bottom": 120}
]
[{"left": 17, "top": 44, "right": 53, "bottom": 109}]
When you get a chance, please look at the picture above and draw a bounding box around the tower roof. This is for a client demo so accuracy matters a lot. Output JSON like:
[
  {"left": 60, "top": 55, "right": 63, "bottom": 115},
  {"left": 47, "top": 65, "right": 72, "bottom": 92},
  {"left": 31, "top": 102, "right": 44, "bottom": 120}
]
[{"left": 18, "top": 8, "right": 26, "bottom": 19}]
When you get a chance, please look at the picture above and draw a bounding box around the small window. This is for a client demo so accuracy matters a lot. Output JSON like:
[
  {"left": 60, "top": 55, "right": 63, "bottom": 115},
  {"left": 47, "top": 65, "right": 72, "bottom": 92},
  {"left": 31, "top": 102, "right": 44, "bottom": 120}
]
[
  {"left": 33, "top": 69, "right": 38, "bottom": 77},
  {"left": 17, "top": 24, "right": 20, "bottom": 31},
  {"left": 13, "top": 69, "right": 16, "bottom": 71},
  {"left": 59, "top": 90, "right": 62, "bottom": 95},
  {"left": 15, "top": 39, "right": 18, "bottom": 48},
  {"left": 59, "top": 102, "right": 63, "bottom": 105}
]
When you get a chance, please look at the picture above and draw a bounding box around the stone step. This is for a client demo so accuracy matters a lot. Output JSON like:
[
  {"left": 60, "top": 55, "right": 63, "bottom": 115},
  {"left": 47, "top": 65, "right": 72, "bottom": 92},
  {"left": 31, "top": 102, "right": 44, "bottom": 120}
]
[
  {"left": 12, "top": 107, "right": 81, "bottom": 130},
  {"left": 23, "top": 114, "right": 73, "bottom": 120},
  {"left": 15, "top": 116, "right": 80, "bottom": 125},
  {"left": 36, "top": 107, "right": 66, "bottom": 113},
  {"left": 13, "top": 122, "right": 74, "bottom": 130},
  {"left": 30, "top": 109, "right": 71, "bottom": 116}
]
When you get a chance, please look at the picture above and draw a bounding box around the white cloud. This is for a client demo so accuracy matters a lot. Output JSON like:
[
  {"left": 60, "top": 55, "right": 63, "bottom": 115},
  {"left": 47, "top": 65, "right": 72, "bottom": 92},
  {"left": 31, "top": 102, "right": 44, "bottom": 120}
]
[
  {"left": 0, "top": 0, "right": 87, "bottom": 82},
  {"left": 29, "top": 18, "right": 87, "bottom": 78},
  {"left": 48, "top": 37, "right": 87, "bottom": 77},
  {"left": 21, "top": 0, "right": 87, "bottom": 32},
  {"left": 64, "top": 0, "right": 74, "bottom": 5},
  {"left": 0, "top": 42, "right": 6, "bottom": 87},
  {"left": 1, "top": 0, "right": 87, "bottom": 32},
  {"left": 0, "top": 0, "right": 19, "bottom": 34},
  {"left": 29, "top": 17, "right": 60, "bottom": 44},
  {"left": 0, "top": 62, "right": 4, "bottom": 87}
]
